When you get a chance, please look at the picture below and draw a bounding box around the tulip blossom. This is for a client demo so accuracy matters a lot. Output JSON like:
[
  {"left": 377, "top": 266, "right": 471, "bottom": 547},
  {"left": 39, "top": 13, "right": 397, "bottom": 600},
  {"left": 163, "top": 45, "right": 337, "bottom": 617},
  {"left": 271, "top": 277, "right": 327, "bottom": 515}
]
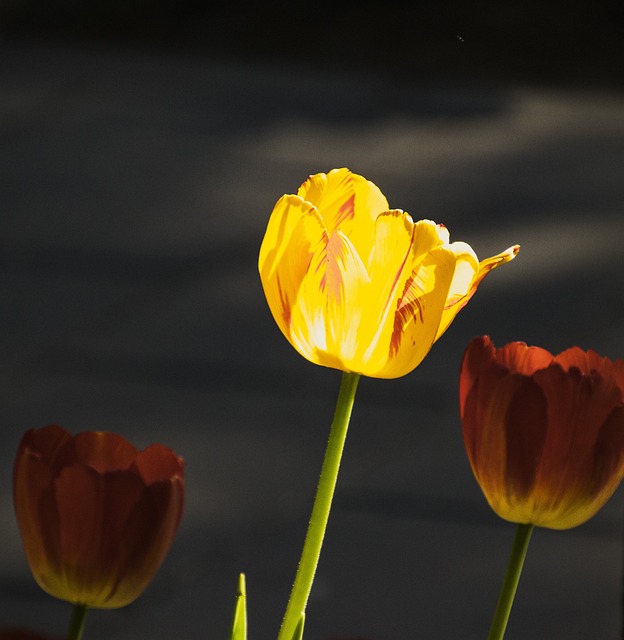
[
  {"left": 13, "top": 425, "right": 184, "bottom": 609},
  {"left": 259, "top": 168, "right": 519, "bottom": 378},
  {"left": 460, "top": 336, "right": 624, "bottom": 529}
]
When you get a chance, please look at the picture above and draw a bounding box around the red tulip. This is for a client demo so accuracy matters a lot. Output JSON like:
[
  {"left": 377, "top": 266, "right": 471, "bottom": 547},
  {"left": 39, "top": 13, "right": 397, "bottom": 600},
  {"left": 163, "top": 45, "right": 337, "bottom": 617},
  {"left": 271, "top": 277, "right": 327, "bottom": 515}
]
[
  {"left": 460, "top": 336, "right": 624, "bottom": 529},
  {"left": 13, "top": 425, "right": 184, "bottom": 608}
]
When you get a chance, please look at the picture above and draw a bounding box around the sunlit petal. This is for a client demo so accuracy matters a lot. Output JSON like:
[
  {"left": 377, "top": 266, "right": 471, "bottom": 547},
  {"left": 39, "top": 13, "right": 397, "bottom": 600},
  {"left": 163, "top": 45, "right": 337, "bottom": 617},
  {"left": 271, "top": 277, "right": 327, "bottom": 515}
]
[
  {"left": 378, "top": 245, "right": 456, "bottom": 378},
  {"left": 436, "top": 244, "right": 519, "bottom": 341},
  {"left": 260, "top": 169, "right": 518, "bottom": 378},
  {"left": 291, "top": 229, "right": 369, "bottom": 369},
  {"left": 353, "top": 210, "right": 415, "bottom": 373},
  {"left": 260, "top": 199, "right": 324, "bottom": 344}
]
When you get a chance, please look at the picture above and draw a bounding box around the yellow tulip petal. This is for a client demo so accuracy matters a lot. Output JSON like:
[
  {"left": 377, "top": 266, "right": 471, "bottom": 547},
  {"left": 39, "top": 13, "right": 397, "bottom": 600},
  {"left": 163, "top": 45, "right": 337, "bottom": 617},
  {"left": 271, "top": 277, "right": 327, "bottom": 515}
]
[
  {"left": 436, "top": 244, "right": 519, "bottom": 341},
  {"left": 297, "top": 168, "right": 390, "bottom": 270},
  {"left": 410, "top": 219, "right": 447, "bottom": 259},
  {"left": 325, "top": 217, "right": 473, "bottom": 378},
  {"left": 296, "top": 171, "right": 328, "bottom": 208},
  {"left": 290, "top": 229, "right": 369, "bottom": 370},
  {"left": 259, "top": 195, "right": 321, "bottom": 340},
  {"left": 345, "top": 172, "right": 391, "bottom": 263},
  {"left": 259, "top": 194, "right": 316, "bottom": 280},
  {"left": 297, "top": 168, "right": 357, "bottom": 236},
  {"left": 297, "top": 168, "right": 388, "bottom": 233},
  {"left": 350, "top": 210, "right": 416, "bottom": 374},
  {"left": 354, "top": 218, "right": 446, "bottom": 378},
  {"left": 375, "top": 244, "right": 457, "bottom": 378}
]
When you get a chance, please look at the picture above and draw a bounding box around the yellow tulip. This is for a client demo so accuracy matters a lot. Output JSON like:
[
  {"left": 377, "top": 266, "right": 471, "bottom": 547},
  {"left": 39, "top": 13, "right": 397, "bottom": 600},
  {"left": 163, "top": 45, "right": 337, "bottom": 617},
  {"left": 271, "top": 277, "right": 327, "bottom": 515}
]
[{"left": 259, "top": 168, "right": 519, "bottom": 378}]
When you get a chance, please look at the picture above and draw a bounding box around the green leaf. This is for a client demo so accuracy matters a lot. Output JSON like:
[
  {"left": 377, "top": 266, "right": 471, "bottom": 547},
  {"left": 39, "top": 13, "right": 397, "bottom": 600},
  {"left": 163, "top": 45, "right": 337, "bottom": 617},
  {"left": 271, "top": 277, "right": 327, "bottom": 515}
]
[
  {"left": 228, "top": 573, "right": 247, "bottom": 640},
  {"left": 290, "top": 613, "right": 305, "bottom": 640}
]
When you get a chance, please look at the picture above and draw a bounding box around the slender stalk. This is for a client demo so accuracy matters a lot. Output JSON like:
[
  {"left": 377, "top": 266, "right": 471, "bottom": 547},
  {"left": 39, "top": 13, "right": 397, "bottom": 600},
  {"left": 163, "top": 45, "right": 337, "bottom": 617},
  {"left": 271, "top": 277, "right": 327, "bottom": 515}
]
[
  {"left": 278, "top": 371, "right": 361, "bottom": 640},
  {"left": 488, "top": 523, "right": 534, "bottom": 640},
  {"left": 67, "top": 603, "right": 88, "bottom": 640}
]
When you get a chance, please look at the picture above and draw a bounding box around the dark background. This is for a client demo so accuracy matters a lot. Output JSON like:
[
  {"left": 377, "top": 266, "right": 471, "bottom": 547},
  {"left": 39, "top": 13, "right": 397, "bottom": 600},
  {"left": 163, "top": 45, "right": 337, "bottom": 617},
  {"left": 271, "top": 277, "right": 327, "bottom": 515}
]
[
  {"left": 1, "top": 0, "right": 624, "bottom": 86},
  {"left": 1, "top": 2, "right": 624, "bottom": 639}
]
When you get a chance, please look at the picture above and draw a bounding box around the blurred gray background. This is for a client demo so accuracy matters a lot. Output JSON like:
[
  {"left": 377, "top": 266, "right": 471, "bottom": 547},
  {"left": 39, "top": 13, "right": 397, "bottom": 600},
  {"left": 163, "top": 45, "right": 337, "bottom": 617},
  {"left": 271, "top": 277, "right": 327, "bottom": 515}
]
[{"left": 1, "top": 2, "right": 624, "bottom": 638}]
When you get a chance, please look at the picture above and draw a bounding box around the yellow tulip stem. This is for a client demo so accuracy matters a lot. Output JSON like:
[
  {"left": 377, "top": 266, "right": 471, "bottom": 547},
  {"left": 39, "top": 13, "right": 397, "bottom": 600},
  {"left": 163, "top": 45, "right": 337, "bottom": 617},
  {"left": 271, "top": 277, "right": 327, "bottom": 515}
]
[
  {"left": 488, "top": 523, "right": 534, "bottom": 640},
  {"left": 67, "top": 603, "right": 88, "bottom": 640},
  {"left": 278, "top": 371, "right": 361, "bottom": 640}
]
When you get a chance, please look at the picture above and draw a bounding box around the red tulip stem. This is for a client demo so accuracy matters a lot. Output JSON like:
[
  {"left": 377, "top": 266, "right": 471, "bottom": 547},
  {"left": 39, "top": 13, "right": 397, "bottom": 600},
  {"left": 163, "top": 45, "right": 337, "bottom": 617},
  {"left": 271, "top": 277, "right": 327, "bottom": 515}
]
[
  {"left": 67, "top": 603, "right": 88, "bottom": 640},
  {"left": 488, "top": 523, "right": 534, "bottom": 640},
  {"left": 277, "top": 371, "right": 360, "bottom": 640}
]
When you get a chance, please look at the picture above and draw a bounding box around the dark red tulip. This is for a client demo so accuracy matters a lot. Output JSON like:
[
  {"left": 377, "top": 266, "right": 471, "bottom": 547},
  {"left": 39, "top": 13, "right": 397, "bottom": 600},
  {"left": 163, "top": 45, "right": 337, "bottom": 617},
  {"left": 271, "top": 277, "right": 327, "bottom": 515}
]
[
  {"left": 460, "top": 336, "right": 624, "bottom": 529},
  {"left": 13, "top": 425, "right": 184, "bottom": 608}
]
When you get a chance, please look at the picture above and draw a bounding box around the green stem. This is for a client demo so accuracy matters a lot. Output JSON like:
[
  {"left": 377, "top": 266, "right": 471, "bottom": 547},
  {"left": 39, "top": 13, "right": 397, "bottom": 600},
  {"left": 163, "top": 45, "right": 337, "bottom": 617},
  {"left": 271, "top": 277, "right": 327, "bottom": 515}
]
[
  {"left": 67, "top": 603, "right": 88, "bottom": 640},
  {"left": 488, "top": 523, "right": 534, "bottom": 640},
  {"left": 278, "top": 371, "right": 361, "bottom": 640}
]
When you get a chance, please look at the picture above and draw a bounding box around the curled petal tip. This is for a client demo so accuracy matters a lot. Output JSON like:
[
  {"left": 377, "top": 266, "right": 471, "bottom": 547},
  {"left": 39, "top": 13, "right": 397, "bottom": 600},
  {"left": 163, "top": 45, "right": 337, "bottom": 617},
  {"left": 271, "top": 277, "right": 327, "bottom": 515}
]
[{"left": 498, "top": 244, "right": 520, "bottom": 263}]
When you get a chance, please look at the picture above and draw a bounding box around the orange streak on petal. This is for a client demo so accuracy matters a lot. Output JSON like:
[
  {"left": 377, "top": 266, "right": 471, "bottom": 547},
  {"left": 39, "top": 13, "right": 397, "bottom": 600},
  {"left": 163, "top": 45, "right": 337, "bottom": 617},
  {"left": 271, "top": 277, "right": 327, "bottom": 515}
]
[
  {"left": 300, "top": 169, "right": 356, "bottom": 234},
  {"left": 389, "top": 273, "right": 425, "bottom": 358},
  {"left": 316, "top": 232, "right": 345, "bottom": 301},
  {"left": 335, "top": 193, "right": 355, "bottom": 228}
]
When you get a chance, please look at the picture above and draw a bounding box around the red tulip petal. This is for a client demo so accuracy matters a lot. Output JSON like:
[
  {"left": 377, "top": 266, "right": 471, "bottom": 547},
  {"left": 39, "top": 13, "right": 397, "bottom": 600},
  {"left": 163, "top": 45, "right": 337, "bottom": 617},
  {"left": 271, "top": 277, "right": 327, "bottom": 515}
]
[
  {"left": 104, "top": 477, "right": 184, "bottom": 607},
  {"left": 17, "top": 426, "right": 73, "bottom": 474},
  {"left": 13, "top": 449, "right": 61, "bottom": 587},
  {"left": 73, "top": 432, "right": 138, "bottom": 473},
  {"left": 496, "top": 341, "right": 554, "bottom": 376},
  {"left": 611, "top": 360, "right": 624, "bottom": 395},
  {"left": 531, "top": 365, "right": 623, "bottom": 521},
  {"left": 459, "top": 336, "right": 496, "bottom": 420},
  {"left": 555, "top": 348, "right": 624, "bottom": 399},
  {"left": 463, "top": 369, "right": 524, "bottom": 497},
  {"left": 589, "top": 404, "right": 624, "bottom": 498},
  {"left": 503, "top": 375, "right": 549, "bottom": 501},
  {"left": 536, "top": 403, "right": 624, "bottom": 529},
  {"left": 51, "top": 464, "right": 144, "bottom": 604},
  {"left": 134, "top": 444, "right": 184, "bottom": 485}
]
